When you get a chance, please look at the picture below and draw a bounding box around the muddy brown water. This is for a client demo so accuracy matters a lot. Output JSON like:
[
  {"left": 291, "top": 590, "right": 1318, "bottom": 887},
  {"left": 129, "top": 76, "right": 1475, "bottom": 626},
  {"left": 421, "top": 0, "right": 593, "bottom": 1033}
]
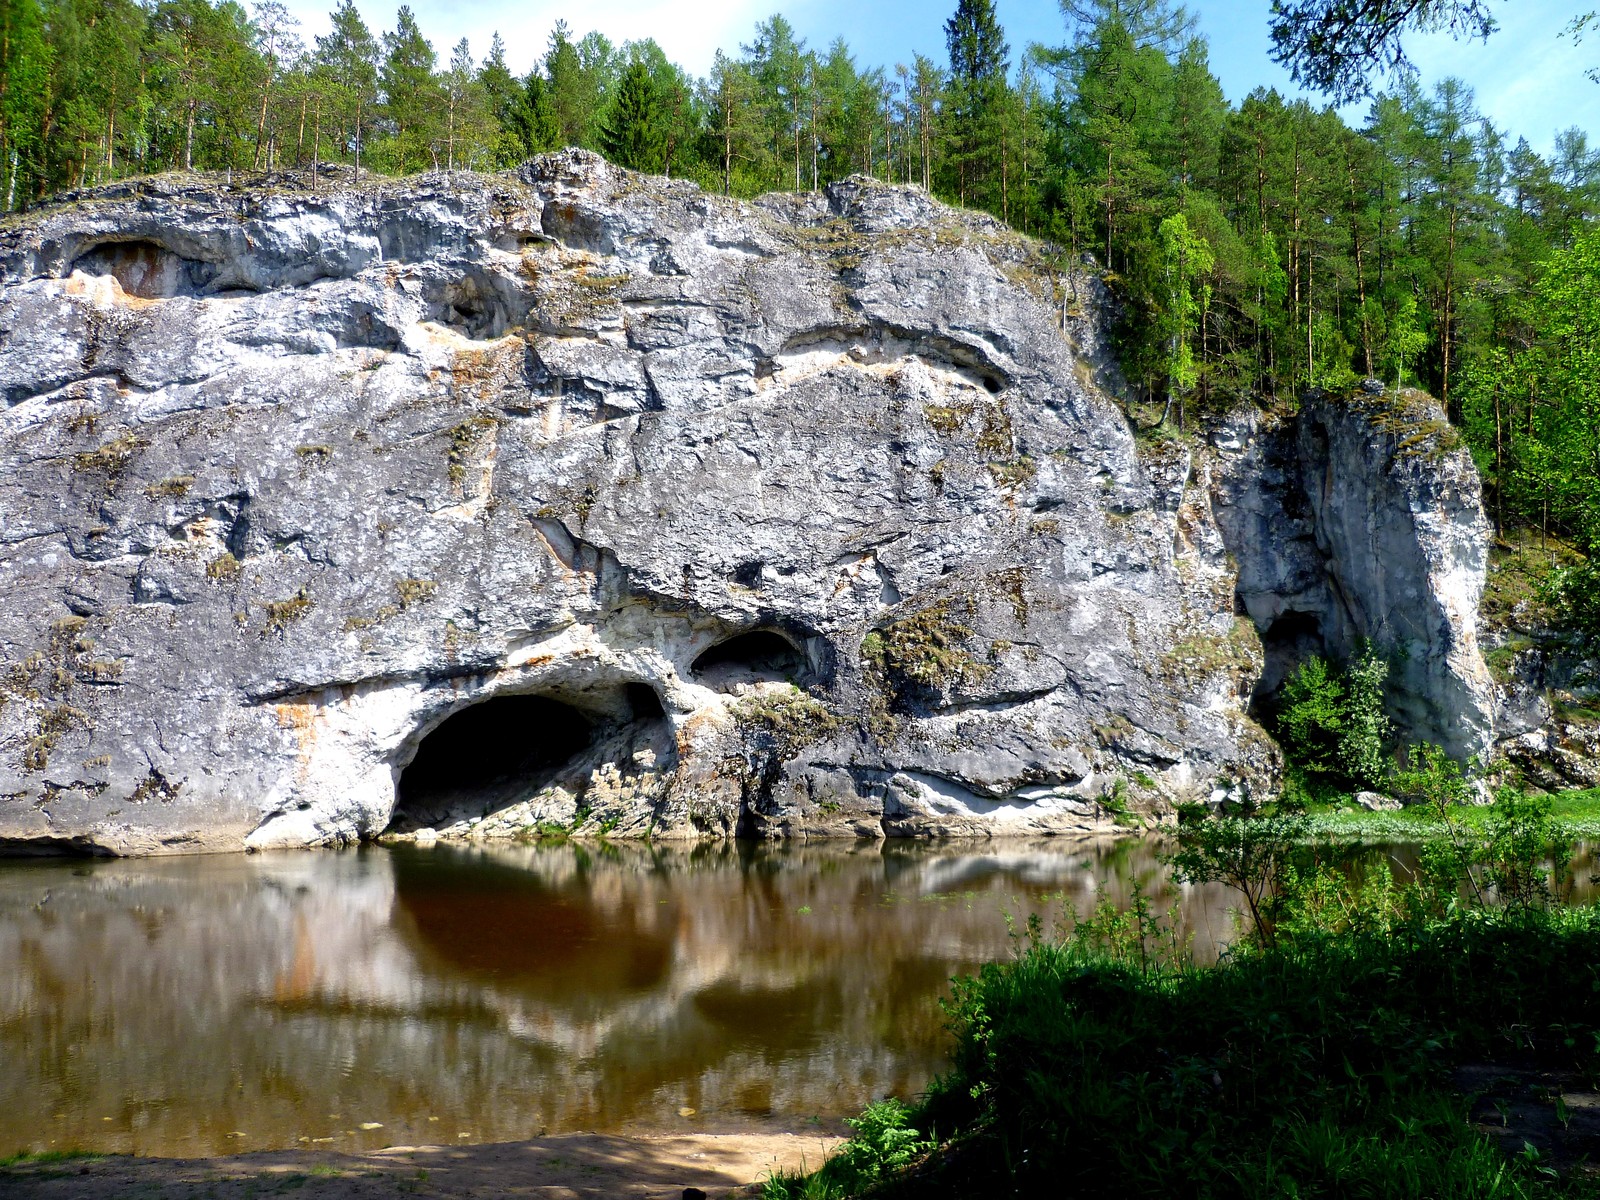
[{"left": 4, "top": 836, "right": 1591, "bottom": 1160}]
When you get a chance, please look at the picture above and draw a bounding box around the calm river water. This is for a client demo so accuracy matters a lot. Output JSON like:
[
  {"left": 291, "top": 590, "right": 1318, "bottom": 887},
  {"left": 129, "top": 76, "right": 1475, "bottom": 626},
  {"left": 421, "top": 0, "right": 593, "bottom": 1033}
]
[{"left": 4, "top": 836, "right": 1574, "bottom": 1159}]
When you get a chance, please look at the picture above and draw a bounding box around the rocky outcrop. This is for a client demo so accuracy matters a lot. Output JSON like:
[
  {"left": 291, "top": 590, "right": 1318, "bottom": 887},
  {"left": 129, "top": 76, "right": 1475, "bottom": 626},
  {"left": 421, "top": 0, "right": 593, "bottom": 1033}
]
[
  {"left": 1476, "top": 544, "right": 1600, "bottom": 789},
  {"left": 0, "top": 152, "right": 1492, "bottom": 854},
  {"left": 1210, "top": 388, "right": 1496, "bottom": 763}
]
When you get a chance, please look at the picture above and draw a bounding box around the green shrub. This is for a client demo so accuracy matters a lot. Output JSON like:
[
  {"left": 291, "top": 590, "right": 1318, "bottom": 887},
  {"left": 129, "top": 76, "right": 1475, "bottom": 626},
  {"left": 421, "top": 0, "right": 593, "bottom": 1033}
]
[
  {"left": 763, "top": 1099, "right": 931, "bottom": 1199},
  {"left": 1338, "top": 642, "right": 1391, "bottom": 787},
  {"left": 1275, "top": 643, "right": 1392, "bottom": 791},
  {"left": 1276, "top": 655, "right": 1346, "bottom": 777}
]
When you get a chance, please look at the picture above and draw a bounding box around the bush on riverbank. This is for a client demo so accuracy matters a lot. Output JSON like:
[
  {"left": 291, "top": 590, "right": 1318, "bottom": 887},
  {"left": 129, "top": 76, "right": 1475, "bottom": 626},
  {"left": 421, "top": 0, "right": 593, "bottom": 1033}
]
[{"left": 772, "top": 792, "right": 1600, "bottom": 1198}]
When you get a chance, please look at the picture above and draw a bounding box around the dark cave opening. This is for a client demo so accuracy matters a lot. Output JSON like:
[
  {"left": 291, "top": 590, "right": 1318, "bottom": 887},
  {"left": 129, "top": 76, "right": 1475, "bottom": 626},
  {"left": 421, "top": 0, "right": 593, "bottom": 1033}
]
[
  {"left": 391, "top": 694, "right": 594, "bottom": 830},
  {"left": 626, "top": 682, "right": 666, "bottom": 720},
  {"left": 1252, "top": 610, "right": 1326, "bottom": 709},
  {"left": 692, "top": 630, "right": 807, "bottom": 688}
]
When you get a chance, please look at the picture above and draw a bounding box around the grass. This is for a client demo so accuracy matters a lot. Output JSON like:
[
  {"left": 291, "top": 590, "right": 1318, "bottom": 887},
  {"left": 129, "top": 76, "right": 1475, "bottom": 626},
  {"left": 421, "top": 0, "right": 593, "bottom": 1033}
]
[
  {"left": 0, "top": 1149, "right": 101, "bottom": 1170},
  {"left": 1292, "top": 789, "right": 1600, "bottom": 842}
]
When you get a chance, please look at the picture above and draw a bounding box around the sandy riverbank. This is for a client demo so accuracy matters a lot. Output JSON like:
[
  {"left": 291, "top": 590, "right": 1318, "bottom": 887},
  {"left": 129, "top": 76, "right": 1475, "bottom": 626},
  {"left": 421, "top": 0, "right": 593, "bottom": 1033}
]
[{"left": 0, "top": 1131, "right": 843, "bottom": 1199}]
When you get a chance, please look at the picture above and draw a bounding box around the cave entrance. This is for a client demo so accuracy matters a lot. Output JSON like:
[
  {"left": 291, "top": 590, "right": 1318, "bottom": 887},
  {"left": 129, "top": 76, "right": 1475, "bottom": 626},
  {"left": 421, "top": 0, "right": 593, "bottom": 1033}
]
[
  {"left": 1252, "top": 610, "right": 1326, "bottom": 710},
  {"left": 390, "top": 694, "right": 593, "bottom": 834},
  {"left": 692, "top": 629, "right": 807, "bottom": 690}
]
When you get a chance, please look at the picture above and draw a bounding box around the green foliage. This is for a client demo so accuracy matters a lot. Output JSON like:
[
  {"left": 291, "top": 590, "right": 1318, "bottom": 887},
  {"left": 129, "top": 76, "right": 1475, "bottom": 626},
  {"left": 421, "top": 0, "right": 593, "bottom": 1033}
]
[
  {"left": 771, "top": 780, "right": 1593, "bottom": 1197},
  {"left": 763, "top": 1099, "right": 931, "bottom": 1200},
  {"left": 1269, "top": 0, "right": 1497, "bottom": 104},
  {"left": 901, "top": 900, "right": 1600, "bottom": 1197},
  {"left": 1274, "top": 645, "right": 1392, "bottom": 791},
  {"left": 1338, "top": 643, "right": 1392, "bottom": 787},
  {"left": 861, "top": 603, "right": 983, "bottom": 713},
  {"left": 599, "top": 61, "right": 661, "bottom": 172},
  {"left": 1277, "top": 655, "right": 1347, "bottom": 778},
  {"left": 1166, "top": 813, "right": 1306, "bottom": 944}
]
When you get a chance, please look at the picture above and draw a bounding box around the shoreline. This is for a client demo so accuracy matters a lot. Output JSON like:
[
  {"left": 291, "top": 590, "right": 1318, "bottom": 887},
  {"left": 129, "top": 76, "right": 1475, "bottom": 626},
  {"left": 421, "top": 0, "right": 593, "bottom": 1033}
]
[{"left": 0, "top": 1131, "right": 844, "bottom": 1199}]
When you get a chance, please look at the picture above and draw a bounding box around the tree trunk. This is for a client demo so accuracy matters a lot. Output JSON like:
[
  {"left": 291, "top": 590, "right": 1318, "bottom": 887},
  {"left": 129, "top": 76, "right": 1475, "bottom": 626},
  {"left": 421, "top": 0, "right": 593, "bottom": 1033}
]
[
  {"left": 254, "top": 85, "right": 271, "bottom": 170},
  {"left": 1441, "top": 205, "right": 1459, "bottom": 419}
]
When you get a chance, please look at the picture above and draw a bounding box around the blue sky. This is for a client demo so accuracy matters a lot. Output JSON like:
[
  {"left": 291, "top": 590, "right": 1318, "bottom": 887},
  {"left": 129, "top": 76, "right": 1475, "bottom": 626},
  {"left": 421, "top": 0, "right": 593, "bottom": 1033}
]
[{"left": 277, "top": 0, "right": 1598, "bottom": 154}]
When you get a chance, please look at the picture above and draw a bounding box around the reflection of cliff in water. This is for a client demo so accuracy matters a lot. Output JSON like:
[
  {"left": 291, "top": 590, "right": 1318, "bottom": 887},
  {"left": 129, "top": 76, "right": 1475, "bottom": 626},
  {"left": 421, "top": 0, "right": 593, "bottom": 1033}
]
[{"left": 1, "top": 838, "right": 1258, "bottom": 1159}]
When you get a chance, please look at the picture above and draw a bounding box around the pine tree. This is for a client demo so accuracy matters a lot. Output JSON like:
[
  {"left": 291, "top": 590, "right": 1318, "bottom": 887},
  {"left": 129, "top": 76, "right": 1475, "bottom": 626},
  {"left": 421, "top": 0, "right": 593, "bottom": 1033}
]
[
  {"left": 378, "top": 6, "right": 440, "bottom": 171},
  {"left": 704, "top": 49, "right": 759, "bottom": 195},
  {"left": 442, "top": 38, "right": 490, "bottom": 171},
  {"left": 249, "top": 2, "right": 300, "bottom": 169},
  {"left": 314, "top": 0, "right": 378, "bottom": 180}
]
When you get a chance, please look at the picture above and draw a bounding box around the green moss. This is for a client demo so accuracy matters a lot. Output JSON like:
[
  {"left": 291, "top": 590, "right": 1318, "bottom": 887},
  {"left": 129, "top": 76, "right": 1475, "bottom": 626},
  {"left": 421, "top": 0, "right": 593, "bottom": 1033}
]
[
  {"left": 1162, "top": 618, "right": 1262, "bottom": 683},
  {"left": 863, "top": 601, "right": 987, "bottom": 712},
  {"left": 923, "top": 401, "right": 974, "bottom": 436},
  {"left": 129, "top": 769, "right": 180, "bottom": 804},
  {"left": 263, "top": 588, "right": 313, "bottom": 637},
  {"left": 79, "top": 659, "right": 123, "bottom": 683},
  {"left": 396, "top": 578, "right": 437, "bottom": 608},
  {"left": 975, "top": 404, "right": 1013, "bottom": 458},
  {"left": 21, "top": 704, "right": 89, "bottom": 772},
  {"left": 1348, "top": 387, "right": 1464, "bottom": 461},
  {"left": 1092, "top": 712, "right": 1134, "bottom": 747},
  {"left": 733, "top": 687, "right": 844, "bottom": 759},
  {"left": 205, "top": 552, "right": 242, "bottom": 583},
  {"left": 446, "top": 416, "right": 497, "bottom": 486},
  {"left": 144, "top": 475, "right": 194, "bottom": 499},
  {"left": 987, "top": 456, "right": 1036, "bottom": 489},
  {"left": 573, "top": 270, "right": 629, "bottom": 290},
  {"left": 72, "top": 432, "right": 148, "bottom": 480}
]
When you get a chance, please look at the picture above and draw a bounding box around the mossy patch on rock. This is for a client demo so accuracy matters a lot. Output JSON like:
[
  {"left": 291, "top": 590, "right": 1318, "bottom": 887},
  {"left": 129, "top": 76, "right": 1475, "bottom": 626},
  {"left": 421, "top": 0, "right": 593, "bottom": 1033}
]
[
  {"left": 731, "top": 688, "right": 843, "bottom": 760},
  {"left": 862, "top": 601, "right": 989, "bottom": 713}
]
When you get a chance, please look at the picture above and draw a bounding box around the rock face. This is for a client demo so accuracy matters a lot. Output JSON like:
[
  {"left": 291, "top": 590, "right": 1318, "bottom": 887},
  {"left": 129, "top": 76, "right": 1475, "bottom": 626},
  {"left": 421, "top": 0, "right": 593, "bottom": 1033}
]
[
  {"left": 0, "top": 152, "right": 1491, "bottom": 854},
  {"left": 1210, "top": 390, "right": 1496, "bottom": 763}
]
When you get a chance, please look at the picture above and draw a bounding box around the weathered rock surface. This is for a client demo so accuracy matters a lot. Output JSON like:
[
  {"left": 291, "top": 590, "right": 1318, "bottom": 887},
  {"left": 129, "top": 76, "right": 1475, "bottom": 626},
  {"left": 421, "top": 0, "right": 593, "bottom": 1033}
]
[
  {"left": 0, "top": 152, "right": 1491, "bottom": 853},
  {"left": 1210, "top": 389, "right": 1496, "bottom": 763},
  {"left": 1477, "top": 545, "right": 1600, "bottom": 789}
]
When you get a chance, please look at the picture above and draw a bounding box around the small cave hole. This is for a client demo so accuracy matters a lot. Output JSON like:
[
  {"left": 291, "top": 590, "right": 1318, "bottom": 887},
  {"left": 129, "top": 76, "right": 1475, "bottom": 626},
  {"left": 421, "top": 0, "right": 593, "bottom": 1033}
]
[
  {"left": 390, "top": 694, "right": 593, "bottom": 832},
  {"left": 425, "top": 272, "right": 518, "bottom": 340},
  {"left": 70, "top": 240, "right": 215, "bottom": 299},
  {"left": 692, "top": 629, "right": 806, "bottom": 690},
  {"left": 626, "top": 682, "right": 666, "bottom": 720}
]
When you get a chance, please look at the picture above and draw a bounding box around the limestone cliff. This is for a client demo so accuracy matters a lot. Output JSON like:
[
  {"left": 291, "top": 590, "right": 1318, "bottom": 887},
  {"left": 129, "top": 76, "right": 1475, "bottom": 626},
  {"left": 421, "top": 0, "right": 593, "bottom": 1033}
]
[{"left": 0, "top": 152, "right": 1490, "bottom": 853}]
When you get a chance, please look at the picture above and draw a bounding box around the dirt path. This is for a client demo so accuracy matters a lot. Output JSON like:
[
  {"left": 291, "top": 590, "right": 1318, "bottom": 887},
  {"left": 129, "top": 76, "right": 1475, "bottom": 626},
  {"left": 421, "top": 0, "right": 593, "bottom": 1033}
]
[{"left": 0, "top": 1132, "right": 844, "bottom": 1199}]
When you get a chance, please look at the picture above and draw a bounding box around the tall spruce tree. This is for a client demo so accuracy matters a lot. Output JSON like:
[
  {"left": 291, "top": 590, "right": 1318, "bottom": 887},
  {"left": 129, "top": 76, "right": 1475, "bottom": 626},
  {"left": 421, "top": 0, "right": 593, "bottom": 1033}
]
[
  {"left": 598, "top": 59, "right": 661, "bottom": 172},
  {"left": 943, "top": 0, "right": 1009, "bottom": 208}
]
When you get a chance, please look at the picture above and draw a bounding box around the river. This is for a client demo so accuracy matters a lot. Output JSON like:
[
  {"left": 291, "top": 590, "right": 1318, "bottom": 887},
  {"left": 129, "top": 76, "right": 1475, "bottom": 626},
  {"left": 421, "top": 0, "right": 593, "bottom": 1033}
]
[{"left": 3, "top": 835, "right": 1582, "bottom": 1160}]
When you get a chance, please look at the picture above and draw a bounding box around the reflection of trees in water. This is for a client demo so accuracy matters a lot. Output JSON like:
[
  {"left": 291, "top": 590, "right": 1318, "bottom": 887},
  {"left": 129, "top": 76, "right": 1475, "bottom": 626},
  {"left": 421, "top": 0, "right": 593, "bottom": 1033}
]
[{"left": 11, "top": 837, "right": 1511, "bottom": 1158}]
